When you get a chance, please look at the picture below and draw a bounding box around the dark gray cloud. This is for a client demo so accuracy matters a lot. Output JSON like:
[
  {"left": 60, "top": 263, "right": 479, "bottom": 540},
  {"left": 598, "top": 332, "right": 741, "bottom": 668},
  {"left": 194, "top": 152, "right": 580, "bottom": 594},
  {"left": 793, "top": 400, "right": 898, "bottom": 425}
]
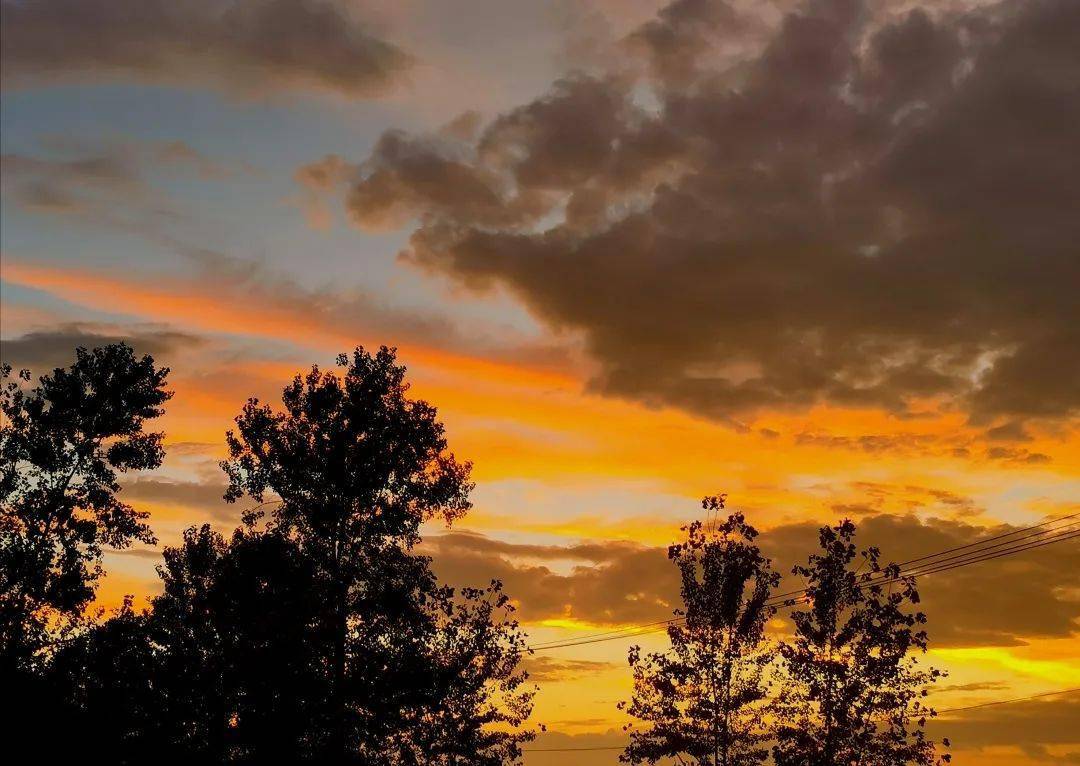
[
  {"left": 0, "top": 323, "right": 205, "bottom": 372},
  {"left": 426, "top": 512, "right": 1080, "bottom": 647},
  {"left": 0, "top": 0, "right": 411, "bottom": 97},
  {"left": 327, "top": 0, "right": 1079, "bottom": 426}
]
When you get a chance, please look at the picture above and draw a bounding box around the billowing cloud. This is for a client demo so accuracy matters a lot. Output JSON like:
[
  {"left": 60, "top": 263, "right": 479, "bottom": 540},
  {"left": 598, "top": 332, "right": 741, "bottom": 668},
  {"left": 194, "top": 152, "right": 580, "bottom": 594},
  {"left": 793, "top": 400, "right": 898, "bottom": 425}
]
[
  {"left": 321, "top": 0, "right": 1079, "bottom": 426},
  {"left": 427, "top": 512, "right": 1080, "bottom": 647},
  {"left": 0, "top": 0, "right": 411, "bottom": 97}
]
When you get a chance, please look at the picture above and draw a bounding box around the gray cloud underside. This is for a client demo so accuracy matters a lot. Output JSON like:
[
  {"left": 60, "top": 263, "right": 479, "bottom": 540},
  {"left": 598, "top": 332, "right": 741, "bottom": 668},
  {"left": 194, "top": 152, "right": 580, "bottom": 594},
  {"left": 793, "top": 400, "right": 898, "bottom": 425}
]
[
  {"left": 1, "top": 0, "right": 411, "bottom": 96},
  {"left": 425, "top": 513, "right": 1080, "bottom": 647},
  {"left": 121, "top": 477, "right": 236, "bottom": 522},
  {"left": 0, "top": 323, "right": 205, "bottom": 372},
  {"left": 927, "top": 696, "right": 1080, "bottom": 761},
  {"left": 330, "top": 0, "right": 1080, "bottom": 424}
]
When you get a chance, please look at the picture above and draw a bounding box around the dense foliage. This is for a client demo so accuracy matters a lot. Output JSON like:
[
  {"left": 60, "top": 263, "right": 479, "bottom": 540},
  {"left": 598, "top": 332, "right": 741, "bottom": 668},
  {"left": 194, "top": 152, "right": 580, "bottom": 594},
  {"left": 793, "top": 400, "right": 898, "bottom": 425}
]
[
  {"left": 1, "top": 342, "right": 953, "bottom": 765},
  {"left": 1, "top": 345, "right": 171, "bottom": 668}
]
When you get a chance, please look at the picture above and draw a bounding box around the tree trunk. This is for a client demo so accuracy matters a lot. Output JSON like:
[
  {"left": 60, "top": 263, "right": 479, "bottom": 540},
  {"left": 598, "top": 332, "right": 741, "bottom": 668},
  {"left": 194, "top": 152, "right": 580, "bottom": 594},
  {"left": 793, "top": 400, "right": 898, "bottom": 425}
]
[{"left": 333, "top": 549, "right": 347, "bottom": 766}]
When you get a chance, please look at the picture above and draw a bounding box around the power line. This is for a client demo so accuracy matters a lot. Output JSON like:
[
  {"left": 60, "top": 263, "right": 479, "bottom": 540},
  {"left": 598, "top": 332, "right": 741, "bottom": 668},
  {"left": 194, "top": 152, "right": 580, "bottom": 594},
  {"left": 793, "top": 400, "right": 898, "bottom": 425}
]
[
  {"left": 783, "top": 524, "right": 1080, "bottom": 602},
  {"left": 522, "top": 687, "right": 1080, "bottom": 753},
  {"left": 935, "top": 686, "right": 1080, "bottom": 715},
  {"left": 527, "top": 516, "right": 1080, "bottom": 651},
  {"left": 766, "top": 512, "right": 1080, "bottom": 605},
  {"left": 898, "top": 511, "right": 1080, "bottom": 566}
]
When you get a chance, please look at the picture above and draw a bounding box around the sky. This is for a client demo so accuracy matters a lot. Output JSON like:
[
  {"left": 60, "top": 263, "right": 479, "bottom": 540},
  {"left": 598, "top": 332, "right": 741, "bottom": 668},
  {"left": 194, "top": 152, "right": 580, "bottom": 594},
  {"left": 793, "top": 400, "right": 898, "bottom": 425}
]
[{"left": 1, "top": 0, "right": 1078, "bottom": 762}]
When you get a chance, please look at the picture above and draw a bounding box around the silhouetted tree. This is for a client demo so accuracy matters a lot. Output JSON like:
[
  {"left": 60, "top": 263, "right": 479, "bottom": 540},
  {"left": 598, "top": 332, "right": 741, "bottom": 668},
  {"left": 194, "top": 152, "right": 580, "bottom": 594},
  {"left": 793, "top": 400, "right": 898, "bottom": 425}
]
[
  {"left": 208, "top": 527, "right": 325, "bottom": 764},
  {"left": 0, "top": 345, "right": 171, "bottom": 669},
  {"left": 620, "top": 496, "right": 780, "bottom": 766},
  {"left": 49, "top": 524, "right": 327, "bottom": 764},
  {"left": 772, "top": 520, "right": 950, "bottom": 766},
  {"left": 44, "top": 345, "right": 535, "bottom": 763},
  {"left": 147, "top": 524, "right": 326, "bottom": 763},
  {"left": 47, "top": 597, "right": 174, "bottom": 764},
  {"left": 149, "top": 524, "right": 235, "bottom": 761},
  {"left": 221, "top": 346, "right": 474, "bottom": 763},
  {"left": 398, "top": 579, "right": 538, "bottom": 765}
]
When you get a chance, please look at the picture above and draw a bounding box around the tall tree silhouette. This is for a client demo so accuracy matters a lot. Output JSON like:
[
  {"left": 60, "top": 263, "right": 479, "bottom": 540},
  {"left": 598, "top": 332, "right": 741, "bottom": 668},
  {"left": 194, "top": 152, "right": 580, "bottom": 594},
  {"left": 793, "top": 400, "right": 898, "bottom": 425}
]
[
  {"left": 221, "top": 346, "right": 473, "bottom": 763},
  {"left": 0, "top": 344, "right": 171, "bottom": 669},
  {"left": 54, "top": 524, "right": 536, "bottom": 764},
  {"left": 772, "top": 520, "right": 950, "bottom": 766},
  {"left": 620, "top": 496, "right": 780, "bottom": 766}
]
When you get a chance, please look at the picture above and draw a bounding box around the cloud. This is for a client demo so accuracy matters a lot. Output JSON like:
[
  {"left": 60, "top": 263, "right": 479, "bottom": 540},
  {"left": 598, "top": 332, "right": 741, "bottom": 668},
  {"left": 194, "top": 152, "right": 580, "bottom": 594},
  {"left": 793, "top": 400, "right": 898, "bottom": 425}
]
[
  {"left": 1, "top": 138, "right": 251, "bottom": 225},
  {"left": 0, "top": 0, "right": 411, "bottom": 97},
  {"left": 293, "top": 154, "right": 359, "bottom": 229},
  {"left": 1, "top": 151, "right": 144, "bottom": 214},
  {"left": 532, "top": 694, "right": 1080, "bottom": 763},
  {"left": 791, "top": 429, "right": 1056, "bottom": 466},
  {"left": 425, "top": 530, "right": 680, "bottom": 626},
  {"left": 523, "top": 656, "right": 619, "bottom": 683},
  {"left": 319, "top": 0, "right": 1079, "bottom": 426},
  {"left": 927, "top": 694, "right": 1080, "bottom": 760},
  {"left": 121, "top": 477, "right": 235, "bottom": 521},
  {"left": 936, "top": 681, "right": 1010, "bottom": 694},
  {"left": 762, "top": 514, "right": 1080, "bottom": 647},
  {"left": 0, "top": 322, "right": 205, "bottom": 372},
  {"left": 1, "top": 255, "right": 578, "bottom": 391},
  {"left": 426, "top": 511, "right": 1080, "bottom": 647}
]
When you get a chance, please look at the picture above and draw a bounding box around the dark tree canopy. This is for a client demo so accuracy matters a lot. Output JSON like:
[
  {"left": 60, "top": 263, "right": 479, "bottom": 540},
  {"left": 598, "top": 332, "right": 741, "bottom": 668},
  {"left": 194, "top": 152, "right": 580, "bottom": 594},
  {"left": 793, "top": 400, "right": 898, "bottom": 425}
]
[
  {"left": 621, "top": 497, "right": 780, "bottom": 766},
  {"left": 49, "top": 523, "right": 537, "bottom": 764},
  {"left": 772, "top": 520, "right": 950, "bottom": 766},
  {"left": 220, "top": 346, "right": 533, "bottom": 764},
  {"left": 31, "top": 346, "right": 535, "bottom": 765},
  {"left": 0, "top": 344, "right": 171, "bottom": 667},
  {"left": 222, "top": 345, "right": 473, "bottom": 546},
  {"left": 2, "top": 340, "right": 961, "bottom": 766},
  {"left": 399, "top": 579, "right": 538, "bottom": 765},
  {"left": 47, "top": 525, "right": 326, "bottom": 764}
]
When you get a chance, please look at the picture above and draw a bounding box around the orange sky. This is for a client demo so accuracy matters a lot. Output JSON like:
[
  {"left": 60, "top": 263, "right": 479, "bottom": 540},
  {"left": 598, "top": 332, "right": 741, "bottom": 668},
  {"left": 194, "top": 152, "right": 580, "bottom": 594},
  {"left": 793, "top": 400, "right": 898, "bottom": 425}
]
[{"left": 2, "top": 0, "right": 1079, "bottom": 762}]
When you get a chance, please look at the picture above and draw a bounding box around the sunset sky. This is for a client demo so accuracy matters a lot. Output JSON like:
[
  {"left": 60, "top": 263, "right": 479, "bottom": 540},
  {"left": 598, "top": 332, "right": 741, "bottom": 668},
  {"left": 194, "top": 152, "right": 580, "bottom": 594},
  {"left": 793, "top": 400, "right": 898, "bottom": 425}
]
[{"left": 1, "top": 0, "right": 1078, "bottom": 762}]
